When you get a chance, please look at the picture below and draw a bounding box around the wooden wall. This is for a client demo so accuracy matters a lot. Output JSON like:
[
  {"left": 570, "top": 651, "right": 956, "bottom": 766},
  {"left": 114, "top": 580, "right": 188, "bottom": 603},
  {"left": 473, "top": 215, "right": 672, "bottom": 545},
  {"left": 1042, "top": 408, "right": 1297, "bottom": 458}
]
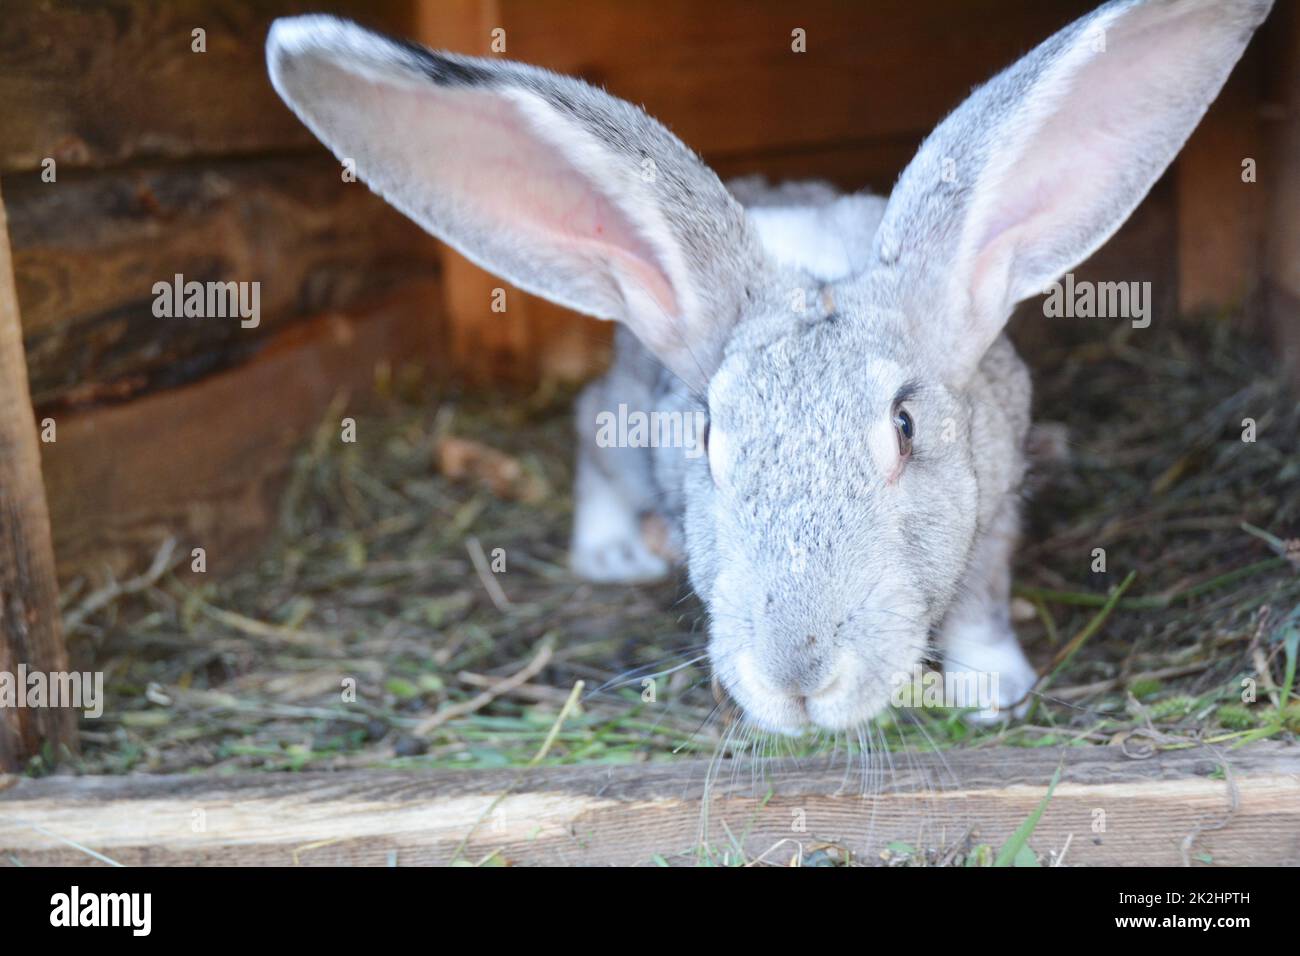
[
  {"left": 0, "top": 0, "right": 1295, "bottom": 585},
  {"left": 0, "top": 1, "right": 443, "bottom": 581},
  {"left": 1263, "top": 0, "right": 1300, "bottom": 383}
]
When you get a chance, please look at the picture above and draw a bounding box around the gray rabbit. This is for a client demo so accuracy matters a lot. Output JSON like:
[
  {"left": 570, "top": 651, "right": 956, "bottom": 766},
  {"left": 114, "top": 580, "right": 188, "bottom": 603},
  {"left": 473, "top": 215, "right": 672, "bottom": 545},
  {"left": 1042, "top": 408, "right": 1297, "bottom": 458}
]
[{"left": 267, "top": 0, "right": 1273, "bottom": 734}]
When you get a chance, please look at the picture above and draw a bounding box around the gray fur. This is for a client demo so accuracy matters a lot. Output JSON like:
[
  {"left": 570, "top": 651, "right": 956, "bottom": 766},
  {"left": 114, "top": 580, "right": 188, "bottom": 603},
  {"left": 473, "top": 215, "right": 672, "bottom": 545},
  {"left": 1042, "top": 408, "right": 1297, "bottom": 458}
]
[{"left": 267, "top": 0, "right": 1273, "bottom": 734}]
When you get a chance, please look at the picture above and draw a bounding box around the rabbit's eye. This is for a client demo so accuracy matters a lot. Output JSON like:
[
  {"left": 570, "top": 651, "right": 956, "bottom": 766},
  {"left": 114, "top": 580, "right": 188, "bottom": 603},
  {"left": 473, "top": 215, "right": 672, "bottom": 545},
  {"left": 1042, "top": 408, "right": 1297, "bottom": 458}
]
[{"left": 893, "top": 407, "right": 914, "bottom": 456}]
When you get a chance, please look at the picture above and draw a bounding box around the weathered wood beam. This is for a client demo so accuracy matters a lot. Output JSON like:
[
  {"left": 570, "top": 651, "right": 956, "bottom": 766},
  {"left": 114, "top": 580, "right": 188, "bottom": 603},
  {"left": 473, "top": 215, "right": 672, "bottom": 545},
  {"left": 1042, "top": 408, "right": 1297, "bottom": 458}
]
[
  {"left": 0, "top": 183, "right": 77, "bottom": 771},
  {"left": 1262, "top": 0, "right": 1300, "bottom": 386},
  {"left": 6, "top": 154, "right": 441, "bottom": 411},
  {"left": 496, "top": 0, "right": 1097, "bottom": 157},
  {"left": 0, "top": 0, "right": 413, "bottom": 174},
  {"left": 1176, "top": 40, "right": 1267, "bottom": 318},
  {"left": 1, "top": 745, "right": 1296, "bottom": 866}
]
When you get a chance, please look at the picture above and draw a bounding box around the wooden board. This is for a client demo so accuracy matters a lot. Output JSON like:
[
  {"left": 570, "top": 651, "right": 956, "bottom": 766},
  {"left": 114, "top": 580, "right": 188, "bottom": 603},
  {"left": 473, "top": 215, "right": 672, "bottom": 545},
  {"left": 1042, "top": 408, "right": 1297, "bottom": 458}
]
[
  {"left": 0, "top": 0, "right": 412, "bottom": 173},
  {"left": 1262, "top": 0, "right": 1300, "bottom": 385},
  {"left": 497, "top": 0, "right": 1097, "bottom": 159},
  {"left": 0, "top": 184, "right": 77, "bottom": 770},
  {"left": 6, "top": 155, "right": 441, "bottom": 411},
  {"left": 38, "top": 281, "right": 441, "bottom": 584},
  {"left": 1, "top": 744, "right": 1296, "bottom": 866},
  {"left": 1176, "top": 40, "right": 1268, "bottom": 317}
]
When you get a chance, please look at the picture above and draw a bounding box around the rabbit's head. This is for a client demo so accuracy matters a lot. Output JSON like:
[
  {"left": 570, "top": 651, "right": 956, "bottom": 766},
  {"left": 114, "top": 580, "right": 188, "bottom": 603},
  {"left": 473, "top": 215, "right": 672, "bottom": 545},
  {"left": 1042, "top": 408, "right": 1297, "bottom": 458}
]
[{"left": 268, "top": 0, "right": 1272, "bottom": 734}]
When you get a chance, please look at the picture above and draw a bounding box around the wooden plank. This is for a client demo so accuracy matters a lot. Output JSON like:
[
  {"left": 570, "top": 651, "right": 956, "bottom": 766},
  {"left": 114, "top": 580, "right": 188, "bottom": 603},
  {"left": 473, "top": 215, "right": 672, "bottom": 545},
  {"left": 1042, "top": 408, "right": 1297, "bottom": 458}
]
[
  {"left": 0, "top": 0, "right": 412, "bottom": 173},
  {"left": 1262, "top": 0, "right": 1300, "bottom": 385},
  {"left": 1176, "top": 40, "right": 1268, "bottom": 317},
  {"left": 0, "top": 183, "right": 77, "bottom": 771},
  {"left": 497, "top": 0, "right": 1097, "bottom": 158},
  {"left": 0, "top": 745, "right": 1296, "bottom": 866},
  {"left": 5, "top": 154, "right": 441, "bottom": 411},
  {"left": 39, "top": 281, "right": 442, "bottom": 584}
]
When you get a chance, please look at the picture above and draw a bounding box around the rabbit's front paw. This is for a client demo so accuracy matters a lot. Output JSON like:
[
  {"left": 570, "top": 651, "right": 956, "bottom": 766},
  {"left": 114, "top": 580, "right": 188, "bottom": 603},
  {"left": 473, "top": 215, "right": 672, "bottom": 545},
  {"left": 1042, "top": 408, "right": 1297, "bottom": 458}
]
[
  {"left": 570, "top": 470, "right": 671, "bottom": 583},
  {"left": 570, "top": 534, "right": 670, "bottom": 583},
  {"left": 942, "top": 621, "right": 1037, "bottom": 724}
]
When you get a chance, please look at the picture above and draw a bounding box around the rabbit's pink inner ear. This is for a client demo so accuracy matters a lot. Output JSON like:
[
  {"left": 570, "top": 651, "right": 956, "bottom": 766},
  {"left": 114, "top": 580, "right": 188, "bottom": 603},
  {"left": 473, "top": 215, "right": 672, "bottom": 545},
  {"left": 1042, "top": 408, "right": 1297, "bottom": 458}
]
[
  {"left": 296, "top": 52, "right": 683, "bottom": 327},
  {"left": 604, "top": 248, "right": 681, "bottom": 325},
  {"left": 881, "top": 0, "right": 1273, "bottom": 392},
  {"left": 372, "top": 79, "right": 681, "bottom": 320},
  {"left": 268, "top": 16, "right": 758, "bottom": 389},
  {"left": 964, "top": 0, "right": 1248, "bottom": 313}
]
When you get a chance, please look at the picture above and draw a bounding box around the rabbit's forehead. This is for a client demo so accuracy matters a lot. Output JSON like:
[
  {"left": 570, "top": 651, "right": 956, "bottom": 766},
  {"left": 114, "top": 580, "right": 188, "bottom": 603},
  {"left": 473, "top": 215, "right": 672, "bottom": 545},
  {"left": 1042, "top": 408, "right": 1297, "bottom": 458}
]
[
  {"left": 706, "top": 341, "right": 909, "bottom": 499},
  {"left": 709, "top": 326, "right": 908, "bottom": 435}
]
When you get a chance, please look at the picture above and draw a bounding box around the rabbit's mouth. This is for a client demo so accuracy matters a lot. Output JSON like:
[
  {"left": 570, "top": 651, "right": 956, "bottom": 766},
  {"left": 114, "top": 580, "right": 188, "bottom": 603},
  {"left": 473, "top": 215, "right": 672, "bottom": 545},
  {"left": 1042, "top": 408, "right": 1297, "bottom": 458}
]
[{"left": 714, "top": 647, "right": 896, "bottom": 735}]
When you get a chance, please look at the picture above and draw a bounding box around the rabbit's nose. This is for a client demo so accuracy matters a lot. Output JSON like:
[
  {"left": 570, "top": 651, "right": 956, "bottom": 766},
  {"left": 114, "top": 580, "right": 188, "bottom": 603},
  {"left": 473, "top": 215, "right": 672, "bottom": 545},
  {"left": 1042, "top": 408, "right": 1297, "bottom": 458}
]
[
  {"left": 744, "top": 651, "right": 837, "bottom": 700},
  {"left": 778, "top": 673, "right": 842, "bottom": 702},
  {"left": 793, "top": 669, "right": 844, "bottom": 701},
  {"left": 807, "top": 670, "right": 845, "bottom": 699}
]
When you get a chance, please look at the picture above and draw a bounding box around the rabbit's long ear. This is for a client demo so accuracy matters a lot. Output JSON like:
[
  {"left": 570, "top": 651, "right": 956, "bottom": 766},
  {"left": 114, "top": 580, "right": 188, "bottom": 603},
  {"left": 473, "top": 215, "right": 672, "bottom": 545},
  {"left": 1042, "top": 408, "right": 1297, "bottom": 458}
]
[
  {"left": 875, "top": 0, "right": 1273, "bottom": 386},
  {"left": 267, "top": 16, "right": 762, "bottom": 390}
]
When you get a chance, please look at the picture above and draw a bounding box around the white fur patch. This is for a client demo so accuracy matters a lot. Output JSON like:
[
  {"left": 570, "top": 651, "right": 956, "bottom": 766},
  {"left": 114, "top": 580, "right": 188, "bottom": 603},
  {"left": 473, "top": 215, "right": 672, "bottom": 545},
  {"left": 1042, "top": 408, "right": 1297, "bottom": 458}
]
[
  {"left": 746, "top": 194, "right": 886, "bottom": 282},
  {"left": 706, "top": 421, "right": 732, "bottom": 487},
  {"left": 944, "top": 620, "right": 1037, "bottom": 722},
  {"left": 866, "top": 416, "right": 900, "bottom": 480},
  {"left": 570, "top": 460, "right": 668, "bottom": 584}
]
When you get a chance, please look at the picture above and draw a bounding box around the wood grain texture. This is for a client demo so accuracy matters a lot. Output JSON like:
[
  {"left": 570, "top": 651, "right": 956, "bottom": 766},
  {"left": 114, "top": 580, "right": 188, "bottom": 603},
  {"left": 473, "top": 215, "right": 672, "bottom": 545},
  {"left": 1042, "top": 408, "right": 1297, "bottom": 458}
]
[
  {"left": 6, "top": 155, "right": 441, "bottom": 411},
  {"left": 1, "top": 745, "right": 1296, "bottom": 866},
  {"left": 1176, "top": 42, "right": 1268, "bottom": 317},
  {"left": 497, "top": 0, "right": 1097, "bottom": 158},
  {"left": 39, "top": 282, "right": 441, "bottom": 584},
  {"left": 0, "top": 184, "right": 77, "bottom": 771},
  {"left": 1262, "top": 0, "right": 1300, "bottom": 385},
  {"left": 0, "top": 0, "right": 412, "bottom": 173}
]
